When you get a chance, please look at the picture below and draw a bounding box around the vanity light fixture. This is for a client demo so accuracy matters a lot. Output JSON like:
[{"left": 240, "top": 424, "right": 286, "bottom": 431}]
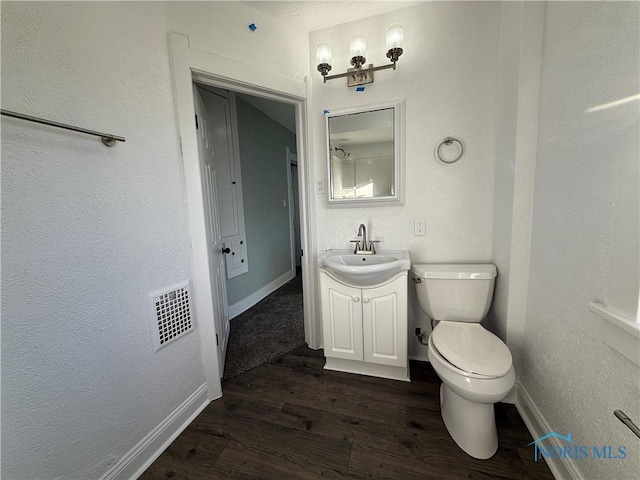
[{"left": 316, "top": 24, "right": 404, "bottom": 87}]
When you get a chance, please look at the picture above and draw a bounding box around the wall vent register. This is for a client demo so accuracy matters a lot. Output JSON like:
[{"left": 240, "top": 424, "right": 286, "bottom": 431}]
[{"left": 147, "top": 282, "right": 193, "bottom": 351}]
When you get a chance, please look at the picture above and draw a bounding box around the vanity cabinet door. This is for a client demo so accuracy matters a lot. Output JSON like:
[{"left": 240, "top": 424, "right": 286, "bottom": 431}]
[
  {"left": 320, "top": 272, "right": 364, "bottom": 361},
  {"left": 362, "top": 275, "right": 407, "bottom": 367}
]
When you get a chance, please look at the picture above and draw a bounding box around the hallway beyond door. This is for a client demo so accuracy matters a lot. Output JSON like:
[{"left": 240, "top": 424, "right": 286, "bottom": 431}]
[{"left": 223, "top": 271, "right": 304, "bottom": 379}]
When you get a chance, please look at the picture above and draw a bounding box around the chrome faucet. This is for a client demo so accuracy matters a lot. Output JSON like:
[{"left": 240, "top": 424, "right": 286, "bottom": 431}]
[
  {"left": 358, "top": 223, "right": 367, "bottom": 251},
  {"left": 351, "top": 223, "right": 379, "bottom": 254}
]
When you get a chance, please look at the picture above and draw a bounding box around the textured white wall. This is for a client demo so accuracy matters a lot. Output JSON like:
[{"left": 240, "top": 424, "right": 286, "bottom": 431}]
[
  {"left": 488, "top": 2, "right": 522, "bottom": 344},
  {"left": 309, "top": 1, "right": 500, "bottom": 359},
  {"left": 520, "top": 2, "right": 640, "bottom": 479},
  {"left": 489, "top": 1, "right": 544, "bottom": 374},
  {"left": 1, "top": 2, "right": 308, "bottom": 479},
  {"left": 167, "top": 1, "right": 309, "bottom": 83}
]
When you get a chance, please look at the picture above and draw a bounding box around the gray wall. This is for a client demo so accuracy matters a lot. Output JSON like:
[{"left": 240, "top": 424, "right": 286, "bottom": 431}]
[{"left": 226, "top": 98, "right": 296, "bottom": 306}]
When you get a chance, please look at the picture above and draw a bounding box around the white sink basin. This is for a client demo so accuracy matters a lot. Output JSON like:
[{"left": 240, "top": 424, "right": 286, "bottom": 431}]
[{"left": 319, "top": 250, "right": 411, "bottom": 286}]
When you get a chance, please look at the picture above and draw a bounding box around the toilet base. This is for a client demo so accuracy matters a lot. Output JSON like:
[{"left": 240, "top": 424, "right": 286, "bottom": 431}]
[{"left": 440, "top": 383, "right": 498, "bottom": 459}]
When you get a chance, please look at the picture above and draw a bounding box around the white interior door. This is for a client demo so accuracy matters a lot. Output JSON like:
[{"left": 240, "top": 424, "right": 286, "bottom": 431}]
[
  {"left": 194, "top": 87, "right": 230, "bottom": 376},
  {"left": 198, "top": 88, "right": 248, "bottom": 280}
]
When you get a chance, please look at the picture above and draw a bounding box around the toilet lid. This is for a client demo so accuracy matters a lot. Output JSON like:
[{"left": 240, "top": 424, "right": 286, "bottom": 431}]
[{"left": 432, "top": 322, "right": 512, "bottom": 377}]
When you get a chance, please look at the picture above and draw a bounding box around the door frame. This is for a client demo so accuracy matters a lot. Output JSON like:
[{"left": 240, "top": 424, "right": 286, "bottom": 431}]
[{"left": 168, "top": 32, "right": 318, "bottom": 400}]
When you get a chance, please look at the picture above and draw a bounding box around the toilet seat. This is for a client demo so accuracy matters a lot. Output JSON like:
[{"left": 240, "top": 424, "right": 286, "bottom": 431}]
[
  {"left": 432, "top": 322, "right": 512, "bottom": 378},
  {"left": 428, "top": 336, "right": 494, "bottom": 380}
]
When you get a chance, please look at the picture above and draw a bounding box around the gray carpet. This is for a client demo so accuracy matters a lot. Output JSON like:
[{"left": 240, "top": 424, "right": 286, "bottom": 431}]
[{"left": 222, "top": 272, "right": 305, "bottom": 380}]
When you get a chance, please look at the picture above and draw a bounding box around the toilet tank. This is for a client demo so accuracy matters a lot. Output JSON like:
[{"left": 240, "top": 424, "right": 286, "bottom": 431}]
[{"left": 411, "top": 264, "right": 497, "bottom": 322}]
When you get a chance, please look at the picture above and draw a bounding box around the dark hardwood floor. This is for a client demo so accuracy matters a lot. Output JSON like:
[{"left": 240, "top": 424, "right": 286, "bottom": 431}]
[{"left": 140, "top": 347, "right": 554, "bottom": 479}]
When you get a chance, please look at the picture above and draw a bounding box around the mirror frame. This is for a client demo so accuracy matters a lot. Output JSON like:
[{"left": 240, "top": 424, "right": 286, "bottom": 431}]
[{"left": 325, "top": 100, "right": 405, "bottom": 207}]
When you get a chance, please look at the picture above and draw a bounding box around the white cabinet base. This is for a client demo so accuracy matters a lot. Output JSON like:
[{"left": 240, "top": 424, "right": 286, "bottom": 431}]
[
  {"left": 320, "top": 269, "right": 409, "bottom": 383},
  {"left": 324, "top": 357, "right": 410, "bottom": 382}
]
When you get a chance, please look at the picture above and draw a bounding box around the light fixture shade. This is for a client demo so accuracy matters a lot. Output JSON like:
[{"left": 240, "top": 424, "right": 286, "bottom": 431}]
[
  {"left": 386, "top": 24, "right": 404, "bottom": 50},
  {"left": 349, "top": 34, "right": 367, "bottom": 59},
  {"left": 316, "top": 43, "right": 332, "bottom": 66}
]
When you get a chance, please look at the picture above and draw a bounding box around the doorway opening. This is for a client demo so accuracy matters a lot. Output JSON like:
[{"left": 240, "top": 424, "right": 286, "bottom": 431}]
[
  {"left": 193, "top": 82, "right": 305, "bottom": 379},
  {"left": 169, "top": 31, "right": 318, "bottom": 399}
]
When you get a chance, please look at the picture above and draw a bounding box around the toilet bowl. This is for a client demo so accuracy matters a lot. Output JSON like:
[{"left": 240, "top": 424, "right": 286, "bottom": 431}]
[
  {"left": 428, "top": 323, "right": 515, "bottom": 458},
  {"left": 412, "top": 264, "right": 515, "bottom": 459}
]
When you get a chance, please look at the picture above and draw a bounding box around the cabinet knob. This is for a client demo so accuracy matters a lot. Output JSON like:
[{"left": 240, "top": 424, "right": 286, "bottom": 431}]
[
  {"left": 353, "top": 296, "right": 360, "bottom": 302},
  {"left": 363, "top": 298, "right": 371, "bottom": 303}
]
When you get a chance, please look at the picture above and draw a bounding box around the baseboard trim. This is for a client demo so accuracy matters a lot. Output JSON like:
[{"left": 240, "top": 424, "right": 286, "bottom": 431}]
[
  {"left": 100, "top": 384, "right": 210, "bottom": 480},
  {"left": 228, "top": 269, "right": 295, "bottom": 319},
  {"left": 515, "top": 382, "right": 583, "bottom": 480}
]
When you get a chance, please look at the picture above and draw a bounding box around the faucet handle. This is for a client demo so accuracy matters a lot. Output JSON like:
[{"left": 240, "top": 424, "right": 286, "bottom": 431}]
[
  {"left": 350, "top": 240, "right": 361, "bottom": 253},
  {"left": 369, "top": 240, "right": 380, "bottom": 254}
]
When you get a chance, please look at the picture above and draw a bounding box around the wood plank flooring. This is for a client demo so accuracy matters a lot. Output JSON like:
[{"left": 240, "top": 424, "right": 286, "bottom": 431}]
[{"left": 140, "top": 347, "right": 554, "bottom": 480}]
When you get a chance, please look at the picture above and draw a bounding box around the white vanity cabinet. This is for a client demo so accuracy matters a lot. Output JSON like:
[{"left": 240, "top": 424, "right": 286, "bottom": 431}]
[
  {"left": 320, "top": 271, "right": 409, "bottom": 381},
  {"left": 320, "top": 278, "right": 364, "bottom": 362}
]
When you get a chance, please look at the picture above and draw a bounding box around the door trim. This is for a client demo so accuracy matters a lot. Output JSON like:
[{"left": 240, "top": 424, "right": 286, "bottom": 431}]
[
  {"left": 286, "top": 146, "right": 297, "bottom": 274},
  {"left": 168, "top": 32, "right": 318, "bottom": 400}
]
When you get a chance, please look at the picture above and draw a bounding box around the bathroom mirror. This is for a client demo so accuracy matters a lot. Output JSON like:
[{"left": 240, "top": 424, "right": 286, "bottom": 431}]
[{"left": 326, "top": 100, "right": 404, "bottom": 206}]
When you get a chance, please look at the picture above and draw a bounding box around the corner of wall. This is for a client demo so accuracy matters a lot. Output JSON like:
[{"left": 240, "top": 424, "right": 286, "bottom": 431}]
[
  {"left": 515, "top": 383, "right": 584, "bottom": 480},
  {"left": 491, "top": 0, "right": 545, "bottom": 375},
  {"left": 101, "top": 385, "right": 210, "bottom": 480}
]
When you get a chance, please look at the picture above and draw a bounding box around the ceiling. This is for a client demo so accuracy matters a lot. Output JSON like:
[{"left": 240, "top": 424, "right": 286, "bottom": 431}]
[
  {"left": 241, "top": 1, "right": 423, "bottom": 32},
  {"left": 237, "top": 93, "right": 296, "bottom": 132}
]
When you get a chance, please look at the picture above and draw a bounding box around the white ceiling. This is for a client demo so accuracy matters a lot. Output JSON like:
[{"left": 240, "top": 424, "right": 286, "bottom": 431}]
[{"left": 241, "top": 1, "right": 423, "bottom": 32}]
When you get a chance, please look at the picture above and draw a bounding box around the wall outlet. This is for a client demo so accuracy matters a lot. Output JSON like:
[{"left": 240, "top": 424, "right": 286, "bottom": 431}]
[
  {"left": 316, "top": 178, "right": 325, "bottom": 194},
  {"left": 414, "top": 218, "right": 426, "bottom": 236}
]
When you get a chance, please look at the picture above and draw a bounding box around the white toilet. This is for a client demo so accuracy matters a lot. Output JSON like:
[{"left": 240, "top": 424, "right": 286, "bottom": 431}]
[{"left": 412, "top": 264, "right": 515, "bottom": 460}]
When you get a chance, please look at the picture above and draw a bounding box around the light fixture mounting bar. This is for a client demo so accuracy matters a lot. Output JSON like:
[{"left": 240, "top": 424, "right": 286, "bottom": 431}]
[
  {"left": 317, "top": 24, "right": 403, "bottom": 86},
  {"left": 323, "top": 62, "right": 397, "bottom": 83}
]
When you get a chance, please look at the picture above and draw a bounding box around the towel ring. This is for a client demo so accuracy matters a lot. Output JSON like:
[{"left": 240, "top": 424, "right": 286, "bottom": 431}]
[{"left": 436, "top": 136, "right": 464, "bottom": 164}]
